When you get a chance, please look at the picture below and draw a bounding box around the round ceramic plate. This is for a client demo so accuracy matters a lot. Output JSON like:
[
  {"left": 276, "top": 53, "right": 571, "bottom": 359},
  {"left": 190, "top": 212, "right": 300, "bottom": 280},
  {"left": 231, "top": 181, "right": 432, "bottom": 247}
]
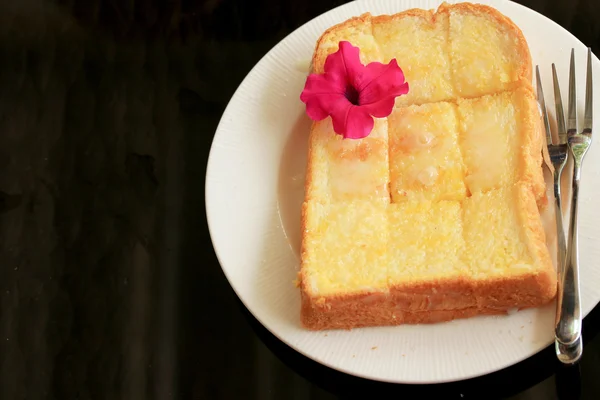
[{"left": 206, "top": 0, "right": 600, "bottom": 384}]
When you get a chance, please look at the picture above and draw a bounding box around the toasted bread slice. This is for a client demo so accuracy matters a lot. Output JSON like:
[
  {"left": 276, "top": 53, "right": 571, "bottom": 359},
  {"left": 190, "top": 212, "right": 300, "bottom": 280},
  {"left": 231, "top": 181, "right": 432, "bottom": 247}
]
[{"left": 299, "top": 2, "right": 555, "bottom": 330}]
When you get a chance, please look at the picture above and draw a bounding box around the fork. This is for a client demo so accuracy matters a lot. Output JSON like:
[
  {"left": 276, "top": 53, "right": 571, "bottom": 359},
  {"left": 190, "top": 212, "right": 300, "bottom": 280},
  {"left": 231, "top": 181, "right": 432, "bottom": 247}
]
[
  {"left": 536, "top": 62, "right": 576, "bottom": 364},
  {"left": 559, "top": 48, "right": 593, "bottom": 360},
  {"left": 537, "top": 48, "right": 593, "bottom": 364}
]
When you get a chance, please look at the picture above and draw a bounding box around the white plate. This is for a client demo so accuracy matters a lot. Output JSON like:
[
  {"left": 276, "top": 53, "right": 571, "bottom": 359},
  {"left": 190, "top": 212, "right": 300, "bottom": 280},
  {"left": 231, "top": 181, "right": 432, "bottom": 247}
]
[{"left": 206, "top": 0, "right": 600, "bottom": 384}]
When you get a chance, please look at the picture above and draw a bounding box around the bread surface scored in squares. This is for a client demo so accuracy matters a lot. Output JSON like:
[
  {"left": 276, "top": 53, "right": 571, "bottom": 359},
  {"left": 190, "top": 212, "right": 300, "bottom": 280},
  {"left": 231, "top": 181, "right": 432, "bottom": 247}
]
[
  {"left": 299, "top": 2, "right": 556, "bottom": 330},
  {"left": 446, "top": 2, "right": 532, "bottom": 98},
  {"left": 302, "top": 200, "right": 389, "bottom": 297},
  {"left": 305, "top": 118, "right": 390, "bottom": 204},
  {"left": 312, "top": 14, "right": 382, "bottom": 74},
  {"left": 457, "top": 86, "right": 546, "bottom": 203},
  {"left": 388, "top": 200, "right": 467, "bottom": 283},
  {"left": 372, "top": 9, "right": 454, "bottom": 105},
  {"left": 463, "top": 184, "right": 556, "bottom": 308},
  {"left": 388, "top": 102, "right": 466, "bottom": 202}
]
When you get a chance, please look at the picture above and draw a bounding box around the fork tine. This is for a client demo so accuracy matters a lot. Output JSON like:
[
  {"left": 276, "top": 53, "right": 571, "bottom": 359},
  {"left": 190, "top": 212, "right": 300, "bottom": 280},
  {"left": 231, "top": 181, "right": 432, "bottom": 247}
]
[
  {"left": 552, "top": 63, "right": 567, "bottom": 143},
  {"left": 567, "top": 48, "right": 578, "bottom": 134},
  {"left": 536, "top": 66, "right": 553, "bottom": 145},
  {"left": 584, "top": 47, "right": 593, "bottom": 134}
]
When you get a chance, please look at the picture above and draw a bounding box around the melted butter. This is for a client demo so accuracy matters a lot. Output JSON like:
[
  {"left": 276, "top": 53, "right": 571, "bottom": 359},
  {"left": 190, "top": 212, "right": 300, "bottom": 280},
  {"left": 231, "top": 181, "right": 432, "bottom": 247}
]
[
  {"left": 395, "top": 130, "right": 437, "bottom": 153},
  {"left": 417, "top": 166, "right": 439, "bottom": 186},
  {"left": 462, "top": 104, "right": 512, "bottom": 192},
  {"left": 295, "top": 59, "right": 311, "bottom": 74},
  {"left": 330, "top": 158, "right": 387, "bottom": 199},
  {"left": 417, "top": 131, "right": 435, "bottom": 147},
  {"left": 277, "top": 115, "right": 311, "bottom": 259},
  {"left": 327, "top": 132, "right": 389, "bottom": 201}
]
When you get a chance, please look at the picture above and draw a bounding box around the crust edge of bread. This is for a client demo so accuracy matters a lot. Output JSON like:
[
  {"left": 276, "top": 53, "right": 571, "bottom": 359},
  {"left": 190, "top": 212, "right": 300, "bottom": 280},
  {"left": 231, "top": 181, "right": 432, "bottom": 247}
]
[
  {"left": 309, "top": 2, "right": 533, "bottom": 83},
  {"left": 300, "top": 269, "right": 556, "bottom": 330}
]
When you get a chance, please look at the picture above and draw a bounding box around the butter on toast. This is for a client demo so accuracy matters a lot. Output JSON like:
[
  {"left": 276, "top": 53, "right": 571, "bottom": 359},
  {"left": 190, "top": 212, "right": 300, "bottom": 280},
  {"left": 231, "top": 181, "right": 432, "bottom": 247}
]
[
  {"left": 299, "top": 2, "right": 556, "bottom": 330},
  {"left": 457, "top": 86, "right": 547, "bottom": 203}
]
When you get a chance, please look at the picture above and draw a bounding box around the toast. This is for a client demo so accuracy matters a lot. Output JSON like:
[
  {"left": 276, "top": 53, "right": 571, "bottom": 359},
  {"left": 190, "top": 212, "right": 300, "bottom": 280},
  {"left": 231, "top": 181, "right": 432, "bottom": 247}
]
[{"left": 299, "top": 2, "right": 556, "bottom": 330}]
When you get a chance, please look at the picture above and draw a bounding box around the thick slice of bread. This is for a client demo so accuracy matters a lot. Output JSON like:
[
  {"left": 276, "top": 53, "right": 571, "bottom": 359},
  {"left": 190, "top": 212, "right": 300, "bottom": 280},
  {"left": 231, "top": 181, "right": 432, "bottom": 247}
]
[{"left": 299, "top": 2, "right": 556, "bottom": 330}]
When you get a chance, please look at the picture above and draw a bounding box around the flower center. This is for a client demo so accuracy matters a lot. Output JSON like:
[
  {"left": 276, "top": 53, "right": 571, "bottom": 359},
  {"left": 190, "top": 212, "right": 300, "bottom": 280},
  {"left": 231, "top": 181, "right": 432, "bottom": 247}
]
[{"left": 344, "top": 85, "right": 360, "bottom": 106}]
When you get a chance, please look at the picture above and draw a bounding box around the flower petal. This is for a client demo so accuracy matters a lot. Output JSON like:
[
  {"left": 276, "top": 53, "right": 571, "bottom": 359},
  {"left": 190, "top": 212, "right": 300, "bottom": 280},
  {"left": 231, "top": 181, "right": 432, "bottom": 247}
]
[
  {"left": 330, "top": 103, "right": 374, "bottom": 139},
  {"left": 356, "top": 59, "right": 409, "bottom": 107},
  {"left": 323, "top": 41, "right": 364, "bottom": 83},
  {"left": 304, "top": 93, "right": 349, "bottom": 121},
  {"left": 301, "top": 71, "right": 346, "bottom": 97},
  {"left": 328, "top": 97, "right": 352, "bottom": 134},
  {"left": 360, "top": 96, "right": 397, "bottom": 118},
  {"left": 345, "top": 107, "right": 375, "bottom": 139},
  {"left": 300, "top": 41, "right": 407, "bottom": 139},
  {"left": 300, "top": 73, "right": 347, "bottom": 120}
]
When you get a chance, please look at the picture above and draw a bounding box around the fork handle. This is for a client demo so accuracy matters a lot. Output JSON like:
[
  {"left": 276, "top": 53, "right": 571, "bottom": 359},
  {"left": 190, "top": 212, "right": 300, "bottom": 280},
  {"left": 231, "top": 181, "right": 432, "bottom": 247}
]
[
  {"left": 555, "top": 164, "right": 583, "bottom": 346},
  {"left": 553, "top": 169, "right": 568, "bottom": 276}
]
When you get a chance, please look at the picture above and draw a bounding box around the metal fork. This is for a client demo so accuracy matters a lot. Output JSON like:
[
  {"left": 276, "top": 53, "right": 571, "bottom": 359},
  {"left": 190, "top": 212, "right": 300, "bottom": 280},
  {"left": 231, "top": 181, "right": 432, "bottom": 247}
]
[
  {"left": 536, "top": 62, "right": 576, "bottom": 364},
  {"left": 559, "top": 48, "right": 593, "bottom": 361},
  {"left": 537, "top": 48, "right": 593, "bottom": 364}
]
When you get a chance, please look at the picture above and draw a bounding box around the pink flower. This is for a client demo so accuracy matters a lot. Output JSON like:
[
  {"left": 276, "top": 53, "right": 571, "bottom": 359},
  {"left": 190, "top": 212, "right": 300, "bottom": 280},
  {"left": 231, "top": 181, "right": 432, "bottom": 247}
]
[{"left": 300, "top": 41, "right": 409, "bottom": 139}]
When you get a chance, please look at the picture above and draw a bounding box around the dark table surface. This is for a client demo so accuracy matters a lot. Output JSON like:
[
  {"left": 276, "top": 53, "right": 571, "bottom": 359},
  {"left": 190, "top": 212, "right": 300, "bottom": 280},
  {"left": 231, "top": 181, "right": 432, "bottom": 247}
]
[{"left": 1, "top": 0, "right": 600, "bottom": 399}]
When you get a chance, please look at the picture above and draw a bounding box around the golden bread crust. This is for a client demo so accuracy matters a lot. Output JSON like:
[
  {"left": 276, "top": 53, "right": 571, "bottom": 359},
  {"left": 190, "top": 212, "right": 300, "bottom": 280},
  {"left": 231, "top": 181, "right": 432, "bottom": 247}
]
[
  {"left": 311, "top": 13, "right": 378, "bottom": 75},
  {"left": 301, "top": 272, "right": 554, "bottom": 330},
  {"left": 515, "top": 85, "right": 548, "bottom": 208}
]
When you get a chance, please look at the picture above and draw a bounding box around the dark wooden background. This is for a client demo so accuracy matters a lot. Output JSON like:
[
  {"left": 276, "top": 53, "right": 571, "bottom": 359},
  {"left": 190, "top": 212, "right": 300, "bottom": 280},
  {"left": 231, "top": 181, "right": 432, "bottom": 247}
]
[{"left": 1, "top": 1, "right": 600, "bottom": 399}]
